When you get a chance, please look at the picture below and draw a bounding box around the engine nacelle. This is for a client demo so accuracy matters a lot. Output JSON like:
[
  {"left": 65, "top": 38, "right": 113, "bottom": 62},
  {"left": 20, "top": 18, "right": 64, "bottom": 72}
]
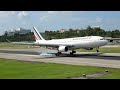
[
  {"left": 84, "top": 48, "right": 93, "bottom": 50},
  {"left": 109, "top": 40, "right": 113, "bottom": 42},
  {"left": 58, "top": 46, "right": 68, "bottom": 52}
]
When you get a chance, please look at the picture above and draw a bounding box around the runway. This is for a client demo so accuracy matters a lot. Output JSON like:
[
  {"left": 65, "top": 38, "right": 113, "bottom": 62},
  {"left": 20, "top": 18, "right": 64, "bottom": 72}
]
[{"left": 0, "top": 48, "right": 120, "bottom": 69}]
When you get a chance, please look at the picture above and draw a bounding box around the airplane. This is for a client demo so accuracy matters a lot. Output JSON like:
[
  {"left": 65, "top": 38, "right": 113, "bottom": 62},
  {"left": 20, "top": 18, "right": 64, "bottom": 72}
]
[{"left": 7, "top": 27, "right": 108, "bottom": 56}]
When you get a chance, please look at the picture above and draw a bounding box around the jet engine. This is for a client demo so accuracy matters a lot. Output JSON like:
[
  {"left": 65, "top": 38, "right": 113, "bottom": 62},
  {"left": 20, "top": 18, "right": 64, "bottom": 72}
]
[
  {"left": 109, "top": 40, "right": 113, "bottom": 42},
  {"left": 58, "top": 46, "right": 68, "bottom": 52}
]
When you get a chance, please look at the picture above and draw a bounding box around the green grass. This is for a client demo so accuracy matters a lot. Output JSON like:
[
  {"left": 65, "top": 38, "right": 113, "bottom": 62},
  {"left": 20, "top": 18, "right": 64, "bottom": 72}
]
[
  {"left": 0, "top": 58, "right": 120, "bottom": 79},
  {"left": 98, "top": 68, "right": 120, "bottom": 79},
  {"left": 76, "top": 47, "right": 120, "bottom": 53},
  {"left": 0, "top": 43, "right": 33, "bottom": 49}
]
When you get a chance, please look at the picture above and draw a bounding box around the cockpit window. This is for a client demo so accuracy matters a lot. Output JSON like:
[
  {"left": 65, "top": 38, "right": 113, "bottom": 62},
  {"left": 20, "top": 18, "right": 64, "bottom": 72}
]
[{"left": 100, "top": 38, "right": 106, "bottom": 40}]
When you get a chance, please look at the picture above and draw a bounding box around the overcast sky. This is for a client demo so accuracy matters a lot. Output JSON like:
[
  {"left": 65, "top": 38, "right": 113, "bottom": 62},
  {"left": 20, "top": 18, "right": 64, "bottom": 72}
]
[{"left": 0, "top": 11, "right": 120, "bottom": 35}]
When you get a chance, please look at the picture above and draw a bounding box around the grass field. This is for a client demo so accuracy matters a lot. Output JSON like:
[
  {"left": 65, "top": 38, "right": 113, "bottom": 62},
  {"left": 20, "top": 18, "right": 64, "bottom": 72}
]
[
  {"left": 76, "top": 47, "right": 120, "bottom": 53},
  {"left": 0, "top": 58, "right": 120, "bottom": 79},
  {"left": 0, "top": 43, "right": 33, "bottom": 49}
]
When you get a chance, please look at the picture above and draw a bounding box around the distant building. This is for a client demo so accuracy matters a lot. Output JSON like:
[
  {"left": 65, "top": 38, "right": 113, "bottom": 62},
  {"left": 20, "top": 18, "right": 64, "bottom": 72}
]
[
  {"left": 18, "top": 27, "right": 31, "bottom": 34},
  {"left": 8, "top": 29, "right": 15, "bottom": 36},
  {"left": 77, "top": 30, "right": 80, "bottom": 33},
  {"left": 74, "top": 29, "right": 80, "bottom": 33},
  {"left": 92, "top": 26, "right": 100, "bottom": 29},
  {"left": 8, "top": 27, "right": 31, "bottom": 35},
  {"left": 59, "top": 29, "right": 66, "bottom": 33}
]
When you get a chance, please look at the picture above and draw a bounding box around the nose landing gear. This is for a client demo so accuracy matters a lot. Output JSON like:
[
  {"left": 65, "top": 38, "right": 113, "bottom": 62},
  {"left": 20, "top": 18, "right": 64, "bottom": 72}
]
[{"left": 96, "top": 47, "right": 99, "bottom": 52}]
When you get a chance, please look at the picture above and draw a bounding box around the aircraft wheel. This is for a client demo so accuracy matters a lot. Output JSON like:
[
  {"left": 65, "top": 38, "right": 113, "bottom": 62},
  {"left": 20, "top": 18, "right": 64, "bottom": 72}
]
[
  {"left": 58, "top": 52, "right": 61, "bottom": 54},
  {"left": 70, "top": 52, "right": 73, "bottom": 55},
  {"left": 72, "top": 51, "right": 76, "bottom": 53},
  {"left": 96, "top": 47, "right": 99, "bottom": 52},
  {"left": 55, "top": 53, "right": 59, "bottom": 56},
  {"left": 97, "top": 50, "right": 99, "bottom": 52}
]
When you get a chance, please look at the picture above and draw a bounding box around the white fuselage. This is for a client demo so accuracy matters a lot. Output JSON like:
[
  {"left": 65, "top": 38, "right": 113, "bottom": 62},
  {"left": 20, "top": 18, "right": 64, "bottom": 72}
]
[{"left": 36, "top": 36, "right": 108, "bottom": 50}]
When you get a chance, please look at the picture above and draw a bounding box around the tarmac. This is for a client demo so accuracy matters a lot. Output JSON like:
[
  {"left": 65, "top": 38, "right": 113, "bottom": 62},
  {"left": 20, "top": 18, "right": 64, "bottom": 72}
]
[{"left": 0, "top": 48, "right": 120, "bottom": 69}]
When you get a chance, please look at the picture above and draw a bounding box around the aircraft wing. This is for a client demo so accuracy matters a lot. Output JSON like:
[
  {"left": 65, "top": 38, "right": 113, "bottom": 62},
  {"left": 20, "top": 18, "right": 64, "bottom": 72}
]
[
  {"left": 8, "top": 41, "right": 74, "bottom": 48},
  {"left": 106, "top": 38, "right": 120, "bottom": 43}
]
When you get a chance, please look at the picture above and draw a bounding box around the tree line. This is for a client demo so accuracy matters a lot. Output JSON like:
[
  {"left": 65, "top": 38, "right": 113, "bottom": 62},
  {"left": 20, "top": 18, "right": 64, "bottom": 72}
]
[
  {"left": 0, "top": 26, "right": 120, "bottom": 42},
  {"left": 44, "top": 26, "right": 120, "bottom": 40}
]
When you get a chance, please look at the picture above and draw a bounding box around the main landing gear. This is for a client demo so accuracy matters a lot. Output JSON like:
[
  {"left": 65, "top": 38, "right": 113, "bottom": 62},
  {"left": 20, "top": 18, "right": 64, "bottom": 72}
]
[
  {"left": 55, "top": 50, "right": 76, "bottom": 56},
  {"left": 70, "top": 50, "right": 76, "bottom": 55},
  {"left": 55, "top": 51, "right": 61, "bottom": 56}
]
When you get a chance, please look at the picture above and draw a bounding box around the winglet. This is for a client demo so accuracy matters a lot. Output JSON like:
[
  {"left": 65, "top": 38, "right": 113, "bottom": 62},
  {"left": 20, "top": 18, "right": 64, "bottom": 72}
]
[{"left": 6, "top": 39, "right": 11, "bottom": 43}]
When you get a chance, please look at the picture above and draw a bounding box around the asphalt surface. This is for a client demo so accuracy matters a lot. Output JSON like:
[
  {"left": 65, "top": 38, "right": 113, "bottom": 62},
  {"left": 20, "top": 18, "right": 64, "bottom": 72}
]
[
  {"left": 0, "top": 48, "right": 120, "bottom": 69},
  {"left": 0, "top": 50, "right": 38, "bottom": 55},
  {"left": 0, "top": 49, "right": 120, "bottom": 61}
]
